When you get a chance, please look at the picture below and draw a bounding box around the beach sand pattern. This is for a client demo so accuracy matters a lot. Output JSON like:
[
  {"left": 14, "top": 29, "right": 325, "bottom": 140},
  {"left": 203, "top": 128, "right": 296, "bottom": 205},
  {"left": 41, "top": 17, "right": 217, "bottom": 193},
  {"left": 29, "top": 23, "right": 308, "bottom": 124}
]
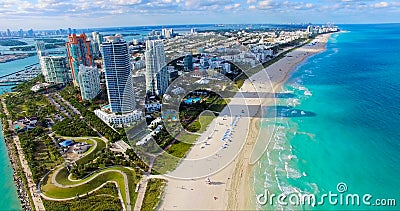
[{"left": 158, "top": 34, "right": 331, "bottom": 210}]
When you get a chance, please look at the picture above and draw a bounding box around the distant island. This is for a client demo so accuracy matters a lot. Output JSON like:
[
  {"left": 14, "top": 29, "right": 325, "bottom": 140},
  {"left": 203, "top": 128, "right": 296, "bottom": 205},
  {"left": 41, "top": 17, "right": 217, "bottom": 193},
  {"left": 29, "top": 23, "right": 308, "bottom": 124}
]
[
  {"left": 0, "top": 39, "right": 28, "bottom": 46},
  {"left": 9, "top": 43, "right": 65, "bottom": 51},
  {"left": 0, "top": 53, "right": 36, "bottom": 63}
]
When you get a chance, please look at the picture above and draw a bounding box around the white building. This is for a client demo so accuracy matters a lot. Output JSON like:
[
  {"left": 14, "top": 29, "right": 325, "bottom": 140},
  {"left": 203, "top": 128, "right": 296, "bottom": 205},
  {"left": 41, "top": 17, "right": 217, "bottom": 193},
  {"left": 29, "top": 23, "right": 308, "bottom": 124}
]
[
  {"left": 145, "top": 40, "right": 169, "bottom": 96},
  {"left": 78, "top": 65, "right": 101, "bottom": 101},
  {"left": 162, "top": 28, "right": 174, "bottom": 39},
  {"left": 41, "top": 56, "right": 70, "bottom": 84},
  {"left": 223, "top": 63, "right": 231, "bottom": 73},
  {"left": 94, "top": 109, "right": 143, "bottom": 127},
  {"left": 145, "top": 103, "right": 162, "bottom": 113}
]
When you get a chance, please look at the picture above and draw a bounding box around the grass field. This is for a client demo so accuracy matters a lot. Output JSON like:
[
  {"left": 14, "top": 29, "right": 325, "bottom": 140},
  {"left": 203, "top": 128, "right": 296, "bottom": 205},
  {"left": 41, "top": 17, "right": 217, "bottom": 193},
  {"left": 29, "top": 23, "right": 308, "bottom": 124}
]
[
  {"left": 41, "top": 166, "right": 139, "bottom": 209},
  {"left": 43, "top": 183, "right": 122, "bottom": 211},
  {"left": 141, "top": 179, "right": 166, "bottom": 211}
]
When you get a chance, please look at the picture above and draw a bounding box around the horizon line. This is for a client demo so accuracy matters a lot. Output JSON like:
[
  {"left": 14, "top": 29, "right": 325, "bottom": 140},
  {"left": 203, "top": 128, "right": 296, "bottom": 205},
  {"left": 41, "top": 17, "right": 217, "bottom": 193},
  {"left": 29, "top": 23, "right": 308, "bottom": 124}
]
[{"left": 2, "top": 22, "right": 400, "bottom": 32}]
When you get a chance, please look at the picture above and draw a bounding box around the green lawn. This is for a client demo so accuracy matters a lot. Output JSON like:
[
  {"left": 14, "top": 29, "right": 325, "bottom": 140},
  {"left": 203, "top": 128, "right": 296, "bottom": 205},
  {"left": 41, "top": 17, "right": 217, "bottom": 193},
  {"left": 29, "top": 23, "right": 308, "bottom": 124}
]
[
  {"left": 42, "top": 166, "right": 138, "bottom": 209},
  {"left": 76, "top": 138, "right": 106, "bottom": 165},
  {"left": 176, "top": 133, "right": 200, "bottom": 145},
  {"left": 152, "top": 139, "right": 195, "bottom": 174},
  {"left": 141, "top": 179, "right": 166, "bottom": 211},
  {"left": 187, "top": 111, "right": 216, "bottom": 133},
  {"left": 209, "top": 98, "right": 229, "bottom": 113},
  {"left": 42, "top": 183, "right": 122, "bottom": 211}
]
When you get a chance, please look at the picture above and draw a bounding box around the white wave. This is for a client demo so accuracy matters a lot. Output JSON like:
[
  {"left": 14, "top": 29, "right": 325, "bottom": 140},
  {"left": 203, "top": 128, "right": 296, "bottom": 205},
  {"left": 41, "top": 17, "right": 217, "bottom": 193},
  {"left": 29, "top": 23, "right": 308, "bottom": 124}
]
[
  {"left": 273, "top": 143, "right": 284, "bottom": 150},
  {"left": 278, "top": 183, "right": 300, "bottom": 195},
  {"left": 304, "top": 90, "right": 312, "bottom": 96},
  {"left": 298, "top": 86, "right": 307, "bottom": 91}
]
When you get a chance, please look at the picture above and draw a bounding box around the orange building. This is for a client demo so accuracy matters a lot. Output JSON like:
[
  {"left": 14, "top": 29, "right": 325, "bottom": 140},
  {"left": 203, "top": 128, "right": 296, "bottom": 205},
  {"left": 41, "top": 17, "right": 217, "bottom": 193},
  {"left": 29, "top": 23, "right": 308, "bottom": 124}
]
[{"left": 66, "top": 34, "right": 94, "bottom": 86}]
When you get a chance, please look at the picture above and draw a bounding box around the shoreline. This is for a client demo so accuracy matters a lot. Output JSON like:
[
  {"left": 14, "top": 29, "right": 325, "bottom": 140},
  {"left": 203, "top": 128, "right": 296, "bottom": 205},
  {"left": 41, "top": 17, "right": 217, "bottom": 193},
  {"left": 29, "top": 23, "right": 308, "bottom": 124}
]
[
  {"left": 1, "top": 97, "right": 44, "bottom": 210},
  {"left": 158, "top": 33, "right": 333, "bottom": 210},
  {"left": 228, "top": 33, "right": 332, "bottom": 210},
  {"left": 0, "top": 117, "right": 31, "bottom": 210}
]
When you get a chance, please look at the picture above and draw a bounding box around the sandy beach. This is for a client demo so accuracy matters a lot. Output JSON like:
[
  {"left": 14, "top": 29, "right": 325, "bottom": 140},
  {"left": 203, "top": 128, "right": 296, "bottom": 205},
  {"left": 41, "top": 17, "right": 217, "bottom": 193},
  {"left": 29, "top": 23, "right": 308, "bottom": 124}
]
[{"left": 158, "top": 33, "right": 332, "bottom": 210}]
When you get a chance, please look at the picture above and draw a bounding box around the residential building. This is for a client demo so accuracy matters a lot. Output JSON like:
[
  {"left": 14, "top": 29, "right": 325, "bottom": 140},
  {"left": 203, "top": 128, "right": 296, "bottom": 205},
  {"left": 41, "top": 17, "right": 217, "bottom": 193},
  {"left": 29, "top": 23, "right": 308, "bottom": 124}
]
[
  {"left": 35, "top": 41, "right": 47, "bottom": 75},
  {"left": 101, "top": 35, "right": 136, "bottom": 113},
  {"left": 66, "top": 34, "right": 94, "bottom": 86},
  {"left": 156, "top": 67, "right": 170, "bottom": 95},
  {"left": 145, "top": 40, "right": 168, "bottom": 96},
  {"left": 40, "top": 56, "right": 70, "bottom": 84},
  {"left": 183, "top": 54, "right": 193, "bottom": 71},
  {"left": 162, "top": 28, "right": 174, "bottom": 39},
  {"left": 91, "top": 31, "right": 103, "bottom": 58},
  {"left": 78, "top": 65, "right": 101, "bottom": 101},
  {"left": 94, "top": 109, "right": 142, "bottom": 126}
]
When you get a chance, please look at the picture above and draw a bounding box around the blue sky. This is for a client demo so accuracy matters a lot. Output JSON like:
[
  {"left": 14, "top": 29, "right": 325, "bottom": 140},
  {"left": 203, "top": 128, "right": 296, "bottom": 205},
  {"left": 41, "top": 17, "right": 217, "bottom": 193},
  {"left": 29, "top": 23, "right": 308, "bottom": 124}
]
[{"left": 1, "top": 0, "right": 400, "bottom": 30}]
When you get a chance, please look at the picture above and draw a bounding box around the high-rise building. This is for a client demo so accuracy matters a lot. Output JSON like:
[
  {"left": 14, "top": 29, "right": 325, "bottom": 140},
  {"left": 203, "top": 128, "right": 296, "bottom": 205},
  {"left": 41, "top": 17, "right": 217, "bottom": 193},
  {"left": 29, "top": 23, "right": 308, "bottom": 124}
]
[
  {"left": 183, "top": 54, "right": 193, "bottom": 71},
  {"left": 91, "top": 31, "right": 103, "bottom": 59},
  {"left": 145, "top": 40, "right": 169, "bottom": 96},
  {"left": 78, "top": 65, "right": 101, "bottom": 101},
  {"left": 156, "top": 67, "right": 170, "bottom": 96},
  {"left": 36, "top": 41, "right": 69, "bottom": 84},
  {"left": 18, "top": 29, "right": 24, "bottom": 37},
  {"left": 161, "top": 28, "right": 174, "bottom": 39},
  {"left": 35, "top": 41, "right": 47, "bottom": 78},
  {"left": 66, "top": 34, "right": 94, "bottom": 86},
  {"left": 40, "top": 56, "right": 70, "bottom": 84},
  {"left": 35, "top": 41, "right": 46, "bottom": 56},
  {"left": 27, "top": 29, "right": 34, "bottom": 37},
  {"left": 6, "top": 29, "right": 11, "bottom": 37},
  {"left": 101, "top": 36, "right": 136, "bottom": 113},
  {"left": 307, "top": 25, "right": 313, "bottom": 35}
]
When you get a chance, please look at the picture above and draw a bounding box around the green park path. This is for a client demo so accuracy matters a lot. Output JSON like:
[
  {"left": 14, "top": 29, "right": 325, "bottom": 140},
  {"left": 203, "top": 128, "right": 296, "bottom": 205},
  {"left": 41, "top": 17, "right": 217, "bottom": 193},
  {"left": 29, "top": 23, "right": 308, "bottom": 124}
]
[{"left": 38, "top": 137, "right": 138, "bottom": 211}]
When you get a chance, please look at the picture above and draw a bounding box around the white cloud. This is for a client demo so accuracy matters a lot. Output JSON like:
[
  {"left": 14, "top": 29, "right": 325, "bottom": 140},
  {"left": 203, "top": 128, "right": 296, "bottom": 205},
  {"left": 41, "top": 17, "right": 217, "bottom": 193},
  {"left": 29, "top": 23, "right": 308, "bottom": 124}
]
[
  {"left": 1, "top": 0, "right": 400, "bottom": 27},
  {"left": 373, "top": 1, "right": 389, "bottom": 8},
  {"left": 258, "top": 0, "right": 274, "bottom": 9}
]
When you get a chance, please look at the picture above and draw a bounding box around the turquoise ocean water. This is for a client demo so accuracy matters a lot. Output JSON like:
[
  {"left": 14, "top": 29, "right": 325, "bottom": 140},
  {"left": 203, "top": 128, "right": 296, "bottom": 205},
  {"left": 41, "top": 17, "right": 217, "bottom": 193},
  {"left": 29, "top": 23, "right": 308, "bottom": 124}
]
[
  {"left": 255, "top": 24, "right": 400, "bottom": 210},
  {"left": 0, "top": 123, "right": 21, "bottom": 210},
  {"left": 0, "top": 56, "right": 38, "bottom": 210}
]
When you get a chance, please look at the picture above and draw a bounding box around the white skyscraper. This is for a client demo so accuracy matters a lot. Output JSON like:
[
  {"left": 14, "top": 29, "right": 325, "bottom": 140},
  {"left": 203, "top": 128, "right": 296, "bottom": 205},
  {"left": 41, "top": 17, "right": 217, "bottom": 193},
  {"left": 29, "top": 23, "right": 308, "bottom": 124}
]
[
  {"left": 78, "top": 65, "right": 101, "bottom": 101},
  {"left": 102, "top": 36, "right": 136, "bottom": 113},
  {"left": 35, "top": 41, "right": 70, "bottom": 84},
  {"left": 94, "top": 36, "right": 142, "bottom": 127},
  {"left": 42, "top": 56, "right": 70, "bottom": 84},
  {"left": 161, "top": 28, "right": 174, "bottom": 39},
  {"left": 145, "top": 40, "right": 169, "bottom": 96}
]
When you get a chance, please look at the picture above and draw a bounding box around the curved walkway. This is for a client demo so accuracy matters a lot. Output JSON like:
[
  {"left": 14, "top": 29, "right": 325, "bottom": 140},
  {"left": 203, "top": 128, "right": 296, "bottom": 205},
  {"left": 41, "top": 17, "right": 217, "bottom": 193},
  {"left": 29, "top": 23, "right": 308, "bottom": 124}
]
[
  {"left": 40, "top": 168, "right": 131, "bottom": 211},
  {"left": 38, "top": 136, "right": 133, "bottom": 211},
  {"left": 57, "top": 168, "right": 130, "bottom": 210}
]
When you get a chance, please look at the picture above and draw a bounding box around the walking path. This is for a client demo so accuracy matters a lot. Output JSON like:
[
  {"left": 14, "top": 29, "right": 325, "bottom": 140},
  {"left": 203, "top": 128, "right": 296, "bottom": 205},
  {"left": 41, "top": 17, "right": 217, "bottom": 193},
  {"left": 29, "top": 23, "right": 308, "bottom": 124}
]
[
  {"left": 41, "top": 167, "right": 131, "bottom": 211},
  {"left": 1, "top": 98, "right": 45, "bottom": 211},
  {"left": 37, "top": 136, "right": 132, "bottom": 210}
]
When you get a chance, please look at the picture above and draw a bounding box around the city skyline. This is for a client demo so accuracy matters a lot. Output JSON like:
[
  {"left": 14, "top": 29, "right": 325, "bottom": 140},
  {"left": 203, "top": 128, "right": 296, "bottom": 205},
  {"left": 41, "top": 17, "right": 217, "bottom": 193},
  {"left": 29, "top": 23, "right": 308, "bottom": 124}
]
[{"left": 1, "top": 0, "right": 400, "bottom": 30}]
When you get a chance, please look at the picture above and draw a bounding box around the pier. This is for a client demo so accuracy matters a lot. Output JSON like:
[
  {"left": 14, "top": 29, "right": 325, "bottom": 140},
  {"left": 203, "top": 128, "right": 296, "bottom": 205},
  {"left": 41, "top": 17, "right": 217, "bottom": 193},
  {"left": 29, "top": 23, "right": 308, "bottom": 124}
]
[{"left": 0, "top": 63, "right": 41, "bottom": 86}]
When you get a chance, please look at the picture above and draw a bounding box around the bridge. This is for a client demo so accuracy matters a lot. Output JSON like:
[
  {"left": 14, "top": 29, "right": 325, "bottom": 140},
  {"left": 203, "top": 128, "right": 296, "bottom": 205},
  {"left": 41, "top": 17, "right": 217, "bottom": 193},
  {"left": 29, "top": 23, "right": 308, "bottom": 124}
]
[{"left": 0, "top": 63, "right": 41, "bottom": 86}]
